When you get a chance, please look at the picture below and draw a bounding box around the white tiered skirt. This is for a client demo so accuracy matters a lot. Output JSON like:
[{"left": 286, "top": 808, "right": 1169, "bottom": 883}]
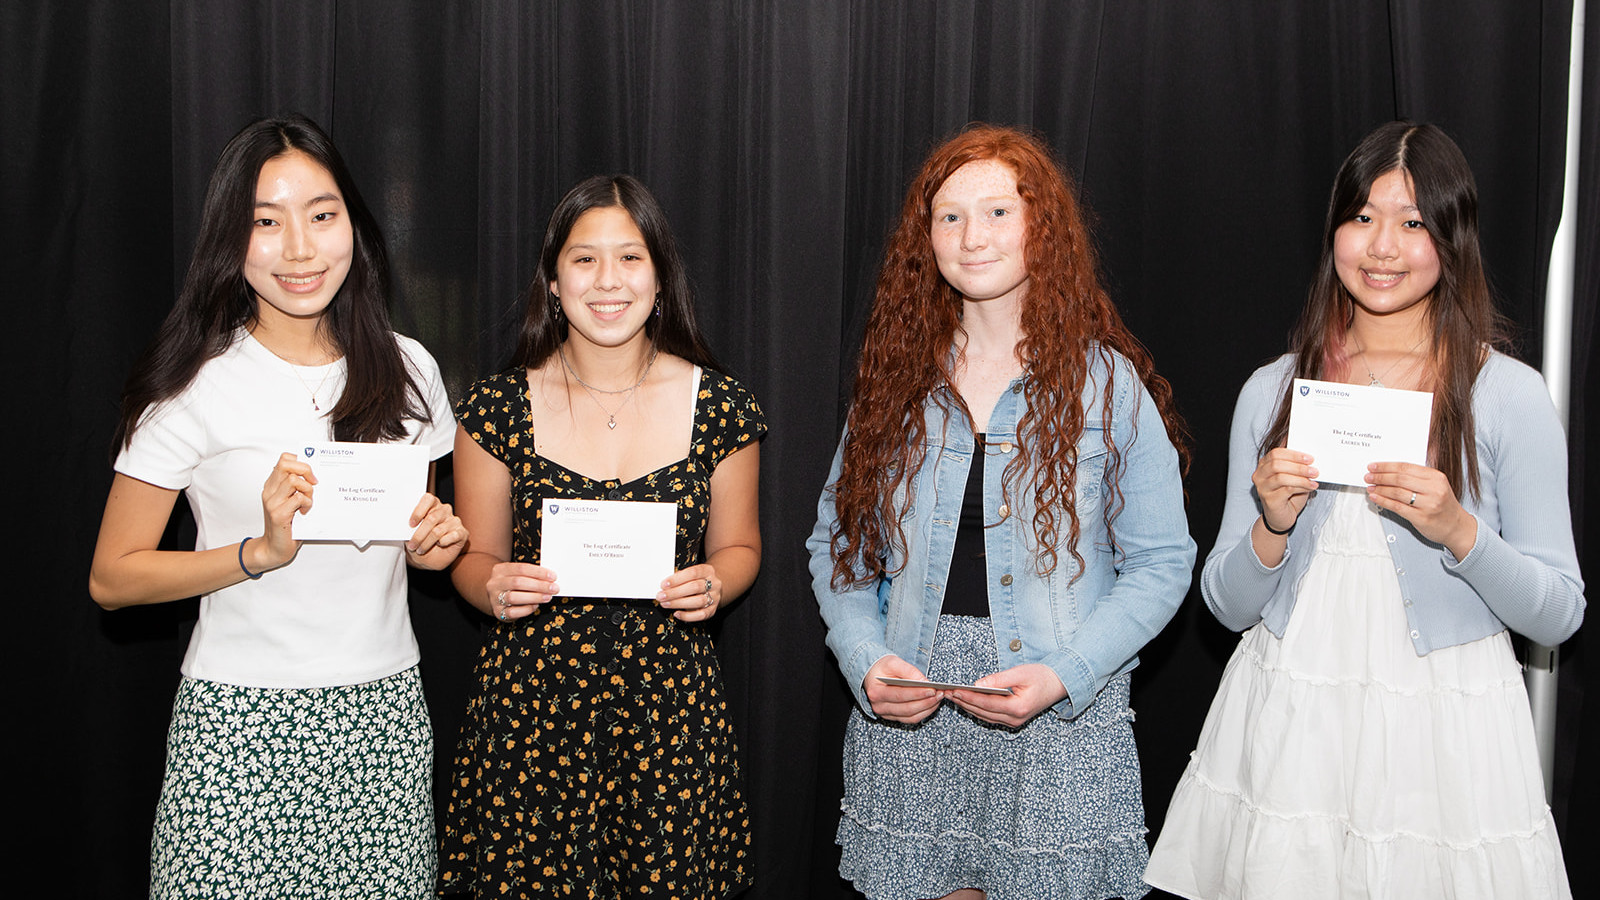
[{"left": 1145, "top": 487, "right": 1570, "bottom": 899}]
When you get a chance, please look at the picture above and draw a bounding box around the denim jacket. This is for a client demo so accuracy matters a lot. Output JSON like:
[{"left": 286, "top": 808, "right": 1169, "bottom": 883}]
[{"left": 808, "top": 349, "right": 1195, "bottom": 721}]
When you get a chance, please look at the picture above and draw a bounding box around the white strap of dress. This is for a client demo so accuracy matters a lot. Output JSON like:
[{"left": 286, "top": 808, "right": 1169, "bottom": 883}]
[{"left": 688, "top": 366, "right": 702, "bottom": 423}]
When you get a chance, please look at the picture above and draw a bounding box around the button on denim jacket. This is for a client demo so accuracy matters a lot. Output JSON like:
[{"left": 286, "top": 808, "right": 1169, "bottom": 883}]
[{"left": 808, "top": 349, "right": 1195, "bottom": 721}]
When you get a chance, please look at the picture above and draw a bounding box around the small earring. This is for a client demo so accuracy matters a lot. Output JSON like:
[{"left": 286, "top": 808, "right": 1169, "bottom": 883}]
[
  {"left": 551, "top": 297, "right": 563, "bottom": 321},
  {"left": 654, "top": 296, "right": 662, "bottom": 318}
]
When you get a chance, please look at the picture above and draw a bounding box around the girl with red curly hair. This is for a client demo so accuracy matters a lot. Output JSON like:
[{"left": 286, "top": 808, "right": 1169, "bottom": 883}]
[{"left": 807, "top": 124, "right": 1195, "bottom": 900}]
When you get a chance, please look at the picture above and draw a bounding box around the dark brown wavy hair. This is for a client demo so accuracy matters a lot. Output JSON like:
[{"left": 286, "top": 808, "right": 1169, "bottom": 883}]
[
  {"left": 1260, "top": 122, "right": 1508, "bottom": 498},
  {"left": 509, "top": 175, "right": 720, "bottom": 372},
  {"left": 828, "top": 124, "right": 1189, "bottom": 588}
]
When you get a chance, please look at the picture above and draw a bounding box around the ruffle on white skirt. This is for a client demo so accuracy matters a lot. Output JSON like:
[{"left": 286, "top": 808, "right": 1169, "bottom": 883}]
[{"left": 1146, "top": 488, "right": 1571, "bottom": 900}]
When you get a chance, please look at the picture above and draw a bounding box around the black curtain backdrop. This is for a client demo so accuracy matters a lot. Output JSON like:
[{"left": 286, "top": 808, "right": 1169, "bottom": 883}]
[{"left": 5, "top": 2, "right": 1596, "bottom": 897}]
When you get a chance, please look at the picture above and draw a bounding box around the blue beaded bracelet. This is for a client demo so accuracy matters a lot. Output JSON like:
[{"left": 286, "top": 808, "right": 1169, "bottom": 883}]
[{"left": 238, "top": 537, "right": 264, "bottom": 580}]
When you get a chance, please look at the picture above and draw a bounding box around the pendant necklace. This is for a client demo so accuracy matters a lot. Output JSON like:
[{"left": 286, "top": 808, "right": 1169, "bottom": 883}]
[
  {"left": 292, "top": 363, "right": 335, "bottom": 411},
  {"left": 1354, "top": 334, "right": 1427, "bottom": 388},
  {"left": 259, "top": 334, "right": 338, "bottom": 410},
  {"left": 559, "top": 346, "right": 659, "bottom": 429}
]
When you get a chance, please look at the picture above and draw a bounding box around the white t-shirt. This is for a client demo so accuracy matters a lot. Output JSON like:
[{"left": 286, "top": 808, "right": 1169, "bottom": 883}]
[{"left": 115, "top": 330, "right": 456, "bottom": 688}]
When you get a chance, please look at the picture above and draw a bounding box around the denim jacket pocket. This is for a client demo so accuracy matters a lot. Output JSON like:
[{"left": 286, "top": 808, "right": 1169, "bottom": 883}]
[
  {"left": 1074, "top": 425, "right": 1110, "bottom": 505},
  {"left": 1038, "top": 426, "right": 1112, "bottom": 634}
]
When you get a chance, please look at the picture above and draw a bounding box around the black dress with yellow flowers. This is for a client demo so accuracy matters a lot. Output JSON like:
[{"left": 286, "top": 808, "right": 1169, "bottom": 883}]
[{"left": 439, "top": 367, "right": 764, "bottom": 899}]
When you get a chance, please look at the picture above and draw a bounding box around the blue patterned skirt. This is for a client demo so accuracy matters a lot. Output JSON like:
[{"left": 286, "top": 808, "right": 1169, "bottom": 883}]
[
  {"left": 149, "top": 666, "right": 435, "bottom": 899},
  {"left": 838, "top": 615, "right": 1150, "bottom": 900}
]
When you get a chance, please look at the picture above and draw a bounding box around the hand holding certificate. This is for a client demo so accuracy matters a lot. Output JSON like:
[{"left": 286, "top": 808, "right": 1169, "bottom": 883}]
[
  {"left": 1286, "top": 379, "right": 1433, "bottom": 486},
  {"left": 292, "top": 442, "right": 430, "bottom": 544},
  {"left": 539, "top": 498, "right": 676, "bottom": 599}
]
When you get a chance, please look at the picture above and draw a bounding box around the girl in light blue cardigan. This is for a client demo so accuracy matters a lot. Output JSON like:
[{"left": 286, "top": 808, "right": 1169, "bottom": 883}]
[{"left": 1146, "top": 122, "right": 1582, "bottom": 900}]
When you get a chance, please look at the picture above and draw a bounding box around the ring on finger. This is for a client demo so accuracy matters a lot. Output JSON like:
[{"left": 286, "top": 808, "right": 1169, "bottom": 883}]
[
  {"left": 704, "top": 594, "right": 714, "bottom": 609},
  {"left": 703, "top": 578, "right": 713, "bottom": 595},
  {"left": 497, "top": 590, "right": 508, "bottom": 607},
  {"left": 1408, "top": 491, "right": 1417, "bottom": 506}
]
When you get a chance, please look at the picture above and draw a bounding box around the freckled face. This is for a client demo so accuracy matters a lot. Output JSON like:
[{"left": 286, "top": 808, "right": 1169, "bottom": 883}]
[
  {"left": 552, "top": 206, "right": 659, "bottom": 350},
  {"left": 1333, "top": 168, "right": 1441, "bottom": 321},
  {"left": 930, "top": 159, "right": 1030, "bottom": 306},
  {"left": 243, "top": 151, "right": 353, "bottom": 327}
]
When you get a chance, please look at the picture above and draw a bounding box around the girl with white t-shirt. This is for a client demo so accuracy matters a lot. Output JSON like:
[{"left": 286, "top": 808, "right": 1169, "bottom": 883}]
[{"left": 88, "top": 114, "right": 464, "bottom": 899}]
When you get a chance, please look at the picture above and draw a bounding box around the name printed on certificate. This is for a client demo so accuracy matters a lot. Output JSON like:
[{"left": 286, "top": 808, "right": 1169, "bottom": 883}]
[
  {"left": 292, "top": 442, "right": 430, "bottom": 544},
  {"left": 1286, "top": 378, "right": 1433, "bottom": 487},
  {"left": 539, "top": 498, "right": 677, "bottom": 600}
]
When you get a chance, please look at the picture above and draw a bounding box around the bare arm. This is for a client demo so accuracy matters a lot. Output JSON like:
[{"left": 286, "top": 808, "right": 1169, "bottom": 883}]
[
  {"left": 88, "top": 454, "right": 312, "bottom": 608},
  {"left": 656, "top": 442, "right": 761, "bottom": 621},
  {"left": 447, "top": 424, "right": 558, "bottom": 620}
]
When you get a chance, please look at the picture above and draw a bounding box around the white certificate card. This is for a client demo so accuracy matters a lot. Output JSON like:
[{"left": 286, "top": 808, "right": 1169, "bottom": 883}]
[
  {"left": 292, "top": 442, "right": 430, "bottom": 543},
  {"left": 1286, "top": 378, "right": 1433, "bottom": 486},
  {"left": 539, "top": 498, "right": 676, "bottom": 600}
]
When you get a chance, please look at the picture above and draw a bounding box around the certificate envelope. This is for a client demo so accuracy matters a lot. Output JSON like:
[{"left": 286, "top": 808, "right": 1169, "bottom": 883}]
[
  {"left": 875, "top": 677, "right": 1013, "bottom": 696},
  {"left": 1286, "top": 378, "right": 1433, "bottom": 486},
  {"left": 292, "top": 442, "right": 429, "bottom": 543},
  {"left": 539, "top": 498, "right": 676, "bottom": 600}
]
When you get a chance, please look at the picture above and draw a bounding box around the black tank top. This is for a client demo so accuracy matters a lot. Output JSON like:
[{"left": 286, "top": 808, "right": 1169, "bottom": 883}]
[{"left": 940, "top": 435, "right": 990, "bottom": 617}]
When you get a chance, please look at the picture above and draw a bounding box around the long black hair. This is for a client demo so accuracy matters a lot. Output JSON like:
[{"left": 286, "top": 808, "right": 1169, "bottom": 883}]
[
  {"left": 114, "top": 113, "right": 428, "bottom": 449},
  {"left": 509, "top": 175, "right": 721, "bottom": 371},
  {"left": 1262, "top": 121, "right": 1508, "bottom": 498}
]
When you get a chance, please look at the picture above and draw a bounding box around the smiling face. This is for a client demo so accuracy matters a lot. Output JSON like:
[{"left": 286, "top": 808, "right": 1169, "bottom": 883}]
[
  {"left": 1334, "top": 168, "right": 1441, "bottom": 323},
  {"left": 242, "top": 150, "right": 353, "bottom": 330},
  {"left": 929, "top": 159, "right": 1030, "bottom": 307},
  {"left": 551, "top": 205, "right": 659, "bottom": 351}
]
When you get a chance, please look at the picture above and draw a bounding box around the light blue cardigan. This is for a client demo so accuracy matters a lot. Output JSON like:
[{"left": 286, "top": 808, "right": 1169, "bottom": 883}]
[{"left": 1202, "top": 352, "right": 1585, "bottom": 652}]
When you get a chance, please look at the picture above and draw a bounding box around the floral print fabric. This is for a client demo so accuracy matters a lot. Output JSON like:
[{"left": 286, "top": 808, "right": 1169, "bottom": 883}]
[
  {"left": 439, "top": 367, "right": 765, "bottom": 899},
  {"left": 149, "top": 667, "right": 435, "bottom": 899},
  {"left": 838, "top": 616, "right": 1151, "bottom": 900}
]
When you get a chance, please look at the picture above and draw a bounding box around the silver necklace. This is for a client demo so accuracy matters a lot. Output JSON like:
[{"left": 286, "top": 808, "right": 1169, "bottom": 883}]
[
  {"left": 1354, "top": 335, "right": 1426, "bottom": 388},
  {"left": 559, "top": 347, "right": 658, "bottom": 429},
  {"left": 259, "top": 336, "right": 337, "bottom": 410},
  {"left": 291, "top": 363, "right": 335, "bottom": 411}
]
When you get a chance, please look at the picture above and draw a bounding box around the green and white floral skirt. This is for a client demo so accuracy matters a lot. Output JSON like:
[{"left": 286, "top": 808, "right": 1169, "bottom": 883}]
[{"left": 149, "top": 666, "right": 435, "bottom": 899}]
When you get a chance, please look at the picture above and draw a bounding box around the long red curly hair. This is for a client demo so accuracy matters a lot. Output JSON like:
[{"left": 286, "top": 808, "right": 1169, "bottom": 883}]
[{"left": 828, "top": 124, "right": 1189, "bottom": 589}]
